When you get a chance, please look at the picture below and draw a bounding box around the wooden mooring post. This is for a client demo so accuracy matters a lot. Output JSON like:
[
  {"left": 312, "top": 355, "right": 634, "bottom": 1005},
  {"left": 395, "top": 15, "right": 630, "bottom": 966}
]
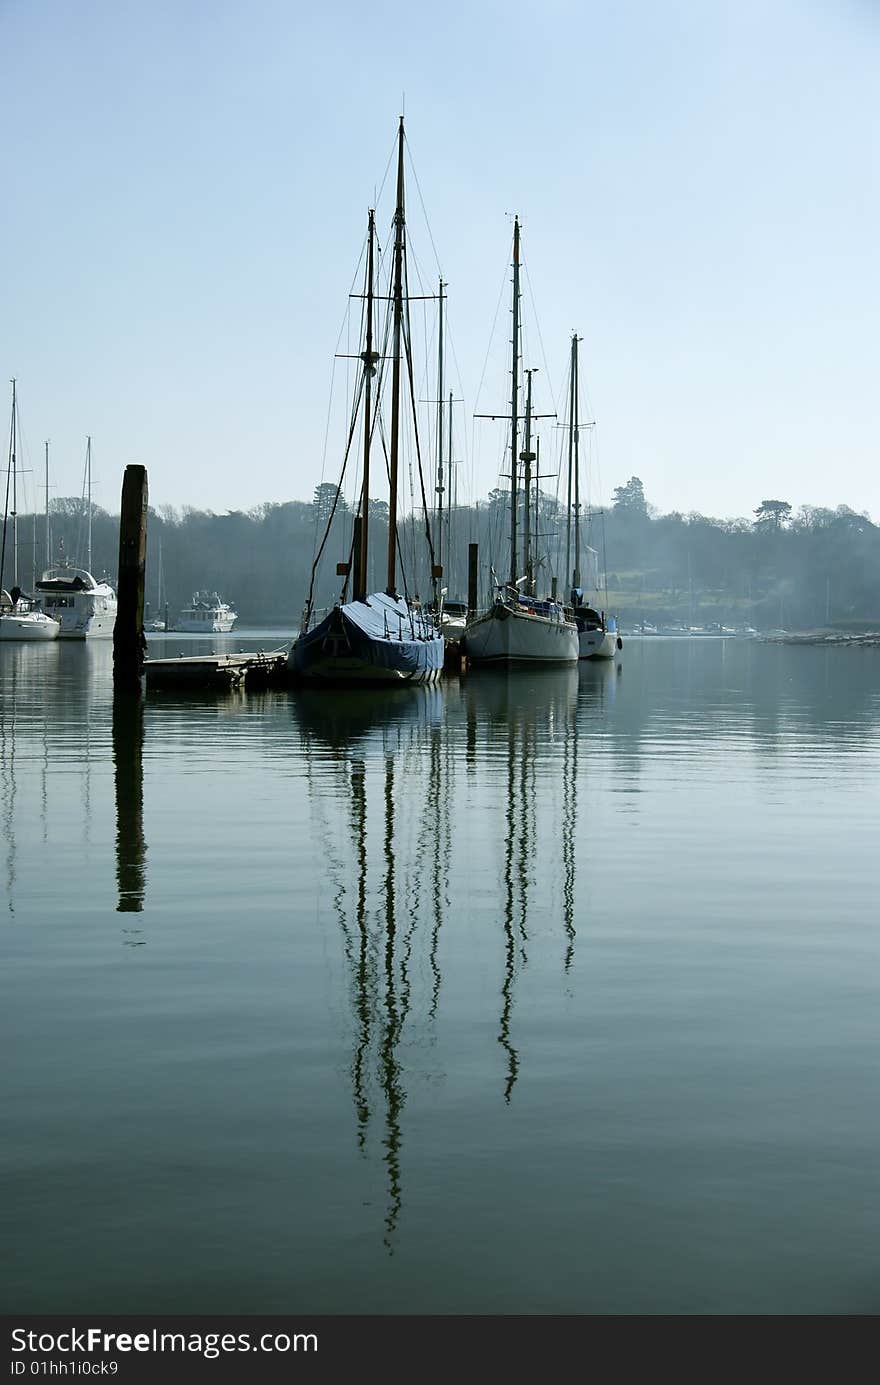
[
  {"left": 113, "top": 465, "right": 148, "bottom": 693},
  {"left": 467, "top": 542, "right": 479, "bottom": 618}
]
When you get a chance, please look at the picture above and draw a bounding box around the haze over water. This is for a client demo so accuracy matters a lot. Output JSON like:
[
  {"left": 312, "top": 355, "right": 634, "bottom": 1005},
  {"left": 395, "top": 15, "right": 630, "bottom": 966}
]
[{"left": 3, "top": 636, "right": 879, "bottom": 1313}]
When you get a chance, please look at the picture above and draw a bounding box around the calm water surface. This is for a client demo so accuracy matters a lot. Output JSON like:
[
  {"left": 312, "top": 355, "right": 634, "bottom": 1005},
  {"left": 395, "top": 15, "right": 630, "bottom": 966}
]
[{"left": 2, "top": 634, "right": 879, "bottom": 1313}]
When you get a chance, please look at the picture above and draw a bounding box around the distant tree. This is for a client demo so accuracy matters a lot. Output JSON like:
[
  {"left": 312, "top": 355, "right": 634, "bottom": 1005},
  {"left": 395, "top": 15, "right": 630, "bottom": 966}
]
[
  {"left": 487, "top": 487, "right": 508, "bottom": 510},
  {"left": 834, "top": 504, "right": 871, "bottom": 530},
  {"left": 753, "top": 499, "right": 792, "bottom": 531},
  {"left": 51, "top": 496, "right": 87, "bottom": 518},
  {"left": 612, "top": 476, "right": 648, "bottom": 517},
  {"left": 368, "top": 498, "right": 389, "bottom": 522},
  {"left": 313, "top": 482, "right": 347, "bottom": 520},
  {"left": 794, "top": 504, "right": 836, "bottom": 532}
]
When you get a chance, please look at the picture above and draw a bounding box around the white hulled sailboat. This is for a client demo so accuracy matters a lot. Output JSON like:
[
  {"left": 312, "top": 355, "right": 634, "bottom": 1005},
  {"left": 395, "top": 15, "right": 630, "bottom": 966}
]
[
  {"left": 462, "top": 219, "right": 578, "bottom": 666},
  {"left": 561, "top": 334, "right": 622, "bottom": 661},
  {"left": 0, "top": 381, "right": 60, "bottom": 642}
]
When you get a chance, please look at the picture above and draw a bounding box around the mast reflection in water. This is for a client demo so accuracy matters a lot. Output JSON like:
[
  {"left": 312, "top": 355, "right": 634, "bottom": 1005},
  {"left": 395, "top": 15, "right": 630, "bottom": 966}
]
[
  {"left": 297, "top": 685, "right": 447, "bottom": 1249},
  {"left": 297, "top": 667, "right": 586, "bottom": 1242},
  {"left": 464, "top": 668, "right": 581, "bottom": 1100}
]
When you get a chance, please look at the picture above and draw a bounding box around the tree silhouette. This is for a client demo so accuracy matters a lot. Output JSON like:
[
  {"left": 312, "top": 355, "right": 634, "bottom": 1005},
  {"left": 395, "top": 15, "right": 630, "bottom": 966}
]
[
  {"left": 612, "top": 476, "right": 648, "bottom": 516},
  {"left": 753, "top": 500, "right": 792, "bottom": 531}
]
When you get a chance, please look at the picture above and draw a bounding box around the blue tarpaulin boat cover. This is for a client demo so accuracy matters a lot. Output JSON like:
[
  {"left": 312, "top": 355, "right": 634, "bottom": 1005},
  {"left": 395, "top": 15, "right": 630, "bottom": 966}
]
[{"left": 293, "top": 592, "right": 444, "bottom": 681}]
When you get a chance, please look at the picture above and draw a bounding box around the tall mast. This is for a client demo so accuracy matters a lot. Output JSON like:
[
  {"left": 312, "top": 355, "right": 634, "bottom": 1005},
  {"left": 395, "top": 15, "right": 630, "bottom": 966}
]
[
  {"left": 572, "top": 336, "right": 581, "bottom": 589},
  {"left": 386, "top": 117, "right": 406, "bottom": 597},
  {"left": 44, "top": 440, "right": 51, "bottom": 569},
  {"left": 565, "top": 335, "right": 575, "bottom": 590},
  {"left": 534, "top": 435, "right": 541, "bottom": 585},
  {"left": 357, "top": 208, "right": 377, "bottom": 602},
  {"left": 509, "top": 218, "right": 521, "bottom": 587},
  {"left": 86, "top": 435, "right": 92, "bottom": 572},
  {"left": 521, "top": 368, "right": 536, "bottom": 592},
  {"left": 447, "top": 389, "right": 453, "bottom": 570},
  {"left": 0, "top": 381, "right": 13, "bottom": 596},
  {"left": 435, "top": 279, "right": 445, "bottom": 573},
  {"left": 11, "top": 378, "right": 18, "bottom": 586}
]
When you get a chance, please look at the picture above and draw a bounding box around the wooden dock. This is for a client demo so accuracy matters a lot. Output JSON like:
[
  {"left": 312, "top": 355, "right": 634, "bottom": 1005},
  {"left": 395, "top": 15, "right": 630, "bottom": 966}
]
[{"left": 144, "top": 650, "right": 289, "bottom": 690}]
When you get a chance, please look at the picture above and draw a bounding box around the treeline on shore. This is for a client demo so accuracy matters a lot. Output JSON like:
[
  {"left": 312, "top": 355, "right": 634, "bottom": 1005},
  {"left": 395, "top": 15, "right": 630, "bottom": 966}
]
[{"left": 13, "top": 478, "right": 880, "bottom": 631}]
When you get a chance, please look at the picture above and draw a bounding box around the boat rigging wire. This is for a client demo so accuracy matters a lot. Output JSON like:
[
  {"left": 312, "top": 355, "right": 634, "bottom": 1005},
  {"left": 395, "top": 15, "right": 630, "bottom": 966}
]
[
  {"left": 522, "top": 255, "right": 556, "bottom": 406},
  {"left": 404, "top": 136, "right": 444, "bottom": 283}
]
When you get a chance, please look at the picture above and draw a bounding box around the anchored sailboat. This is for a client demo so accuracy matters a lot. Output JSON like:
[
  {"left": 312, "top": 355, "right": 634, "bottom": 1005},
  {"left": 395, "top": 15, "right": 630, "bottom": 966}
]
[
  {"left": 562, "top": 333, "right": 622, "bottom": 661},
  {"left": 291, "top": 119, "right": 444, "bottom": 685},
  {"left": 463, "top": 219, "right": 578, "bottom": 666},
  {"left": 0, "top": 381, "right": 60, "bottom": 641}
]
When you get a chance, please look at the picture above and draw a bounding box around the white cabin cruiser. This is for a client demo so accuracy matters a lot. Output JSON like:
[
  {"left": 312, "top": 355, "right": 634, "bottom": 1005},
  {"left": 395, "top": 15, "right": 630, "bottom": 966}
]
[
  {"left": 176, "top": 592, "right": 236, "bottom": 633},
  {"left": 36, "top": 566, "right": 117, "bottom": 639}
]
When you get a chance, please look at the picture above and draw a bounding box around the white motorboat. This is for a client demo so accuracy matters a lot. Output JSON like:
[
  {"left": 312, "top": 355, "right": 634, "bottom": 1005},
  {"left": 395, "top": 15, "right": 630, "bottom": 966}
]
[
  {"left": 36, "top": 565, "right": 117, "bottom": 639},
  {"left": 176, "top": 592, "right": 236, "bottom": 633},
  {"left": 35, "top": 437, "right": 117, "bottom": 639}
]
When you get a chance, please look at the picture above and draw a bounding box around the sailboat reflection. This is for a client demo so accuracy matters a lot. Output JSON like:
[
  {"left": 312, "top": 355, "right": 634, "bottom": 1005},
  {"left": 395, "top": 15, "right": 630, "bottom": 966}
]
[
  {"left": 296, "top": 666, "right": 585, "bottom": 1235},
  {"left": 112, "top": 692, "right": 147, "bottom": 918},
  {"left": 1, "top": 663, "right": 18, "bottom": 916},
  {"left": 297, "top": 684, "right": 445, "bottom": 1249},
  {"left": 464, "top": 667, "right": 580, "bottom": 1099},
  {"left": 0, "top": 642, "right": 63, "bottom": 915}
]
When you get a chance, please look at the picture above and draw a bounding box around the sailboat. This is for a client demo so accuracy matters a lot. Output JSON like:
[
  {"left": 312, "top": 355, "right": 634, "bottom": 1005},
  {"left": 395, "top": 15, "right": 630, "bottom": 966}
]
[
  {"left": 462, "top": 219, "right": 579, "bottom": 666},
  {"left": 0, "top": 381, "right": 60, "bottom": 642},
  {"left": 35, "top": 436, "right": 117, "bottom": 638},
  {"left": 144, "top": 537, "right": 167, "bottom": 631},
  {"left": 291, "top": 119, "right": 445, "bottom": 686},
  {"left": 562, "top": 334, "right": 622, "bottom": 661}
]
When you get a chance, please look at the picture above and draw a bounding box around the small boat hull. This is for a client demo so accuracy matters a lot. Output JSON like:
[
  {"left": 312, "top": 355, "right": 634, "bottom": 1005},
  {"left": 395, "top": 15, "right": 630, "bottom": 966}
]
[
  {"left": 573, "top": 605, "right": 622, "bottom": 661},
  {"left": 0, "top": 612, "right": 60, "bottom": 641},
  {"left": 291, "top": 593, "right": 444, "bottom": 686},
  {"left": 578, "top": 628, "right": 621, "bottom": 660},
  {"left": 176, "top": 615, "right": 236, "bottom": 633},
  {"left": 463, "top": 601, "right": 579, "bottom": 665}
]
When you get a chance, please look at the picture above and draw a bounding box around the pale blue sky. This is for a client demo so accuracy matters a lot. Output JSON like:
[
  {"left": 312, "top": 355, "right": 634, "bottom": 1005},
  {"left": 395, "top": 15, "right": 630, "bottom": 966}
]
[{"left": 2, "top": 0, "right": 877, "bottom": 520}]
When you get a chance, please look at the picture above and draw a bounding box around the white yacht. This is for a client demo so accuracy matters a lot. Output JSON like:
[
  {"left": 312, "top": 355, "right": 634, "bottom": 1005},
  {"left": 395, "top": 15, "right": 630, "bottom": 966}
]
[
  {"left": 36, "top": 565, "right": 117, "bottom": 639},
  {"left": 33, "top": 438, "right": 117, "bottom": 639},
  {"left": 176, "top": 592, "right": 236, "bottom": 633}
]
